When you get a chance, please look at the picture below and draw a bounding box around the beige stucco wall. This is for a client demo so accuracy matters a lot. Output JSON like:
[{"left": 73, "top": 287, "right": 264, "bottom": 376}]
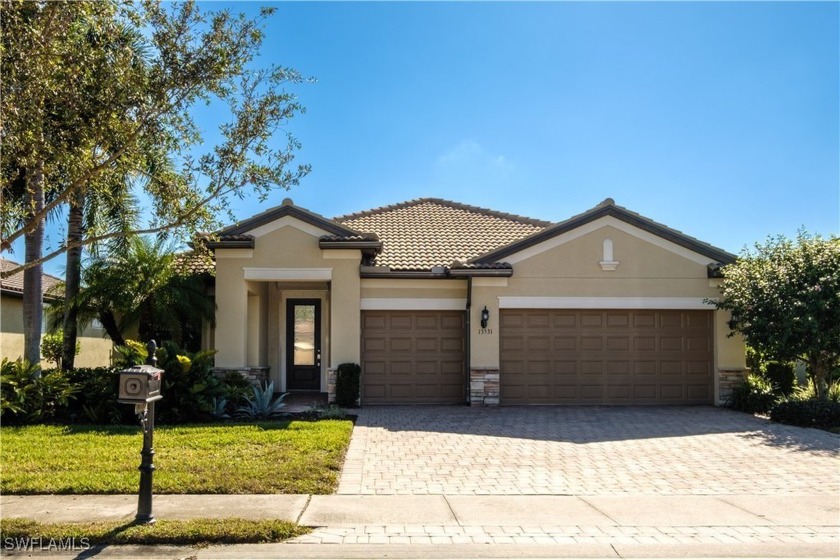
[
  {"left": 213, "top": 221, "right": 362, "bottom": 391},
  {"left": 1, "top": 294, "right": 112, "bottom": 367},
  {"left": 361, "top": 279, "right": 467, "bottom": 301}
]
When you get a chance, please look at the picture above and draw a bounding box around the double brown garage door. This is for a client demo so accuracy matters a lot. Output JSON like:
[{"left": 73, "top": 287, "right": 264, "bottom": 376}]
[
  {"left": 361, "top": 310, "right": 465, "bottom": 404},
  {"left": 500, "top": 309, "right": 714, "bottom": 405},
  {"left": 361, "top": 309, "right": 713, "bottom": 405}
]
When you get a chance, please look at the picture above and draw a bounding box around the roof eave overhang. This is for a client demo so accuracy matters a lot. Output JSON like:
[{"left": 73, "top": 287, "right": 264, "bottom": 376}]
[
  {"left": 449, "top": 268, "right": 513, "bottom": 278},
  {"left": 204, "top": 239, "right": 255, "bottom": 250},
  {"left": 319, "top": 240, "right": 383, "bottom": 251},
  {"left": 359, "top": 267, "right": 459, "bottom": 280}
]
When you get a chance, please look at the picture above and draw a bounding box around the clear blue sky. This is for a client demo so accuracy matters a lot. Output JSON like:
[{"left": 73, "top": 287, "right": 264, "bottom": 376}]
[{"left": 35, "top": 1, "right": 840, "bottom": 275}]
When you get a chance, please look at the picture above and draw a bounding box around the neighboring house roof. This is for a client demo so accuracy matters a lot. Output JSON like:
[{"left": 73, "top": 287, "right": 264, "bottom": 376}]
[
  {"left": 0, "top": 259, "right": 63, "bottom": 299},
  {"left": 335, "top": 198, "right": 551, "bottom": 270},
  {"left": 471, "top": 198, "right": 737, "bottom": 266}
]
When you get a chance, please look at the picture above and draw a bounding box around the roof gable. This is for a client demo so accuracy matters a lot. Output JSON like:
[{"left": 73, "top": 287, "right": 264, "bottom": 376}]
[
  {"left": 336, "top": 198, "right": 550, "bottom": 270},
  {"left": 206, "top": 198, "right": 365, "bottom": 249},
  {"left": 218, "top": 198, "right": 362, "bottom": 238},
  {"left": 471, "top": 199, "right": 736, "bottom": 266}
]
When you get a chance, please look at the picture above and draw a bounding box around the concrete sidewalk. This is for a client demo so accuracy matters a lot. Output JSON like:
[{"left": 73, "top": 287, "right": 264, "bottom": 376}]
[{"left": 2, "top": 493, "right": 838, "bottom": 558}]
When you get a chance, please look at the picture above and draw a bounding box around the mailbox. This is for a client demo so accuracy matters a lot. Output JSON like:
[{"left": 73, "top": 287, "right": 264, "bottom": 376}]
[{"left": 118, "top": 364, "right": 164, "bottom": 404}]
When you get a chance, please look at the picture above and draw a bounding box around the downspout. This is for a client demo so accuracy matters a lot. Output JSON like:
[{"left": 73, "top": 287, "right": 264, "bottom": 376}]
[{"left": 465, "top": 276, "right": 472, "bottom": 405}]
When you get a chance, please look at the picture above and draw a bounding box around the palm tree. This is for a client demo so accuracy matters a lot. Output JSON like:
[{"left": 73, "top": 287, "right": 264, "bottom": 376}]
[{"left": 51, "top": 235, "right": 215, "bottom": 351}]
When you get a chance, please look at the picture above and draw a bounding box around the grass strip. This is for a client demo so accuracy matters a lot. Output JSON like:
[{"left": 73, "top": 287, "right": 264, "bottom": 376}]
[
  {"left": 0, "top": 518, "right": 309, "bottom": 547},
  {"left": 1, "top": 420, "right": 353, "bottom": 494}
]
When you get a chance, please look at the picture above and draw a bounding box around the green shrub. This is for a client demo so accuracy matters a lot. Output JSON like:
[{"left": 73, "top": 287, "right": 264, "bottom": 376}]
[
  {"left": 789, "top": 378, "right": 840, "bottom": 403},
  {"left": 154, "top": 341, "right": 222, "bottom": 424},
  {"left": 0, "top": 359, "right": 77, "bottom": 424},
  {"left": 219, "top": 370, "right": 254, "bottom": 411},
  {"left": 113, "top": 340, "right": 149, "bottom": 367},
  {"left": 728, "top": 372, "right": 777, "bottom": 414},
  {"left": 64, "top": 367, "right": 133, "bottom": 424},
  {"left": 316, "top": 404, "right": 347, "bottom": 420},
  {"left": 770, "top": 399, "right": 840, "bottom": 430},
  {"left": 40, "top": 332, "right": 79, "bottom": 370},
  {"left": 335, "top": 363, "right": 360, "bottom": 408},
  {"left": 764, "top": 361, "right": 796, "bottom": 396}
]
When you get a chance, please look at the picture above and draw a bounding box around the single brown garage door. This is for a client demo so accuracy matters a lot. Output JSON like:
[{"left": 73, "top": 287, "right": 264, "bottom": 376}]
[
  {"left": 361, "top": 310, "right": 465, "bottom": 404},
  {"left": 500, "top": 309, "right": 713, "bottom": 405}
]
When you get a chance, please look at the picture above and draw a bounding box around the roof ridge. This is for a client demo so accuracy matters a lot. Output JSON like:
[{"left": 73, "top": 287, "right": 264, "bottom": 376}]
[{"left": 335, "top": 197, "right": 553, "bottom": 227}]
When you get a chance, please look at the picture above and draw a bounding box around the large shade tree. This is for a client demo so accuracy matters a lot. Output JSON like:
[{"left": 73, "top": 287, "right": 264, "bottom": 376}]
[
  {"left": 713, "top": 232, "right": 840, "bottom": 398},
  {"left": 1, "top": 0, "right": 310, "bottom": 366}
]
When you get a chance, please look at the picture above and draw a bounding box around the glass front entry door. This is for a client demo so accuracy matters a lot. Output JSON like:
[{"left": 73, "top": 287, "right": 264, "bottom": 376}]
[{"left": 286, "top": 299, "right": 321, "bottom": 391}]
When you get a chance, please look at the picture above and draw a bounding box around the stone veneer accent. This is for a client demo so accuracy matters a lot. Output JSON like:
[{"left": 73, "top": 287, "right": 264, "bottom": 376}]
[
  {"left": 470, "top": 368, "right": 500, "bottom": 407},
  {"left": 327, "top": 368, "right": 337, "bottom": 403},
  {"left": 718, "top": 368, "right": 749, "bottom": 405},
  {"left": 213, "top": 366, "right": 270, "bottom": 388}
]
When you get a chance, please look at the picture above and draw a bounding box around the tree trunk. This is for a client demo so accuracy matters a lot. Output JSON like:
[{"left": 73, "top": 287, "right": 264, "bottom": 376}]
[
  {"left": 808, "top": 356, "right": 829, "bottom": 400},
  {"left": 99, "top": 310, "right": 126, "bottom": 347},
  {"left": 62, "top": 189, "right": 86, "bottom": 370},
  {"left": 23, "top": 160, "right": 46, "bottom": 373}
]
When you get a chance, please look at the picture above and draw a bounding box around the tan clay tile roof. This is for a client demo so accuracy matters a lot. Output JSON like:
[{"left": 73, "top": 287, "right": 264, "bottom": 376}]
[
  {"left": 335, "top": 198, "right": 551, "bottom": 270},
  {"left": 0, "top": 259, "right": 63, "bottom": 298},
  {"left": 173, "top": 251, "right": 215, "bottom": 276}
]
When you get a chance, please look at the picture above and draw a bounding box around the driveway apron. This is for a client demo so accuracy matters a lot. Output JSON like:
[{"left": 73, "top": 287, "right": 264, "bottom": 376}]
[{"left": 337, "top": 406, "right": 840, "bottom": 495}]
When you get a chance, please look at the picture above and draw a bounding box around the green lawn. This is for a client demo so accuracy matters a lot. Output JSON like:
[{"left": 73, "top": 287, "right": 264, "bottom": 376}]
[
  {"left": 0, "top": 420, "right": 353, "bottom": 494},
  {"left": 0, "top": 518, "right": 308, "bottom": 546}
]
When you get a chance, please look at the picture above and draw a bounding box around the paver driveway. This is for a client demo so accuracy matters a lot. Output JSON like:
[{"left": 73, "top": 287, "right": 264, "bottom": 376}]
[{"left": 337, "top": 406, "right": 840, "bottom": 495}]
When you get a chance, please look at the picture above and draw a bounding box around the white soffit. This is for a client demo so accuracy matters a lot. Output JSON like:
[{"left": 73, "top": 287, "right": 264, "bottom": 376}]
[
  {"left": 505, "top": 216, "right": 713, "bottom": 266},
  {"left": 244, "top": 268, "right": 332, "bottom": 281},
  {"left": 247, "top": 216, "right": 331, "bottom": 238},
  {"left": 361, "top": 298, "right": 467, "bottom": 310},
  {"left": 498, "top": 297, "right": 715, "bottom": 310}
]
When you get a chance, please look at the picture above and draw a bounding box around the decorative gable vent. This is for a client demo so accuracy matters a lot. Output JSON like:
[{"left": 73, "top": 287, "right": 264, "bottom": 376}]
[{"left": 599, "top": 238, "right": 619, "bottom": 271}]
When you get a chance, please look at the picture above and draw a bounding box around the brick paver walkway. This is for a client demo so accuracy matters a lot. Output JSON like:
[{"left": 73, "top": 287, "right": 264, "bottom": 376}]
[
  {"left": 288, "top": 524, "right": 840, "bottom": 546},
  {"left": 338, "top": 406, "right": 840, "bottom": 495}
]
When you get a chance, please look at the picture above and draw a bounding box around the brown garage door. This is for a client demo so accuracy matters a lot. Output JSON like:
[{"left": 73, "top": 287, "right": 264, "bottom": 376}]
[
  {"left": 362, "top": 310, "right": 465, "bottom": 404},
  {"left": 500, "top": 310, "right": 713, "bottom": 405}
]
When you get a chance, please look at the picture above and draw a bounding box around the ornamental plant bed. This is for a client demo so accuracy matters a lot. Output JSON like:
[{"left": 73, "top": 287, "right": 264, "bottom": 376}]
[{"left": 0, "top": 420, "right": 352, "bottom": 495}]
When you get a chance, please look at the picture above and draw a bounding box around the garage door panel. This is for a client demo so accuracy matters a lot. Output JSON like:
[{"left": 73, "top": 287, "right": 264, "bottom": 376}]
[
  {"left": 607, "top": 385, "right": 631, "bottom": 399},
  {"left": 501, "top": 310, "right": 713, "bottom": 405},
  {"left": 581, "top": 314, "right": 603, "bottom": 327},
  {"left": 390, "top": 315, "right": 413, "bottom": 329},
  {"left": 362, "top": 311, "right": 465, "bottom": 404},
  {"left": 581, "top": 361, "right": 603, "bottom": 375},
  {"left": 607, "top": 337, "right": 630, "bottom": 351},
  {"left": 582, "top": 337, "right": 603, "bottom": 351},
  {"left": 634, "top": 337, "right": 656, "bottom": 351},
  {"left": 580, "top": 385, "right": 605, "bottom": 399},
  {"left": 553, "top": 314, "right": 577, "bottom": 328},
  {"left": 607, "top": 313, "right": 629, "bottom": 327}
]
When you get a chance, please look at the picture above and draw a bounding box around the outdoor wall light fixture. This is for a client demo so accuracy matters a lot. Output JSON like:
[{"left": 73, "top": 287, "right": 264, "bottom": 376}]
[{"left": 481, "top": 306, "right": 490, "bottom": 329}]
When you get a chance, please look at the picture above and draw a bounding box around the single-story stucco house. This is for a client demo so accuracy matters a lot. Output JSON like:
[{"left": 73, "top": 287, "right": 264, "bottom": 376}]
[
  {"left": 0, "top": 259, "right": 112, "bottom": 368},
  {"left": 206, "top": 197, "right": 747, "bottom": 406}
]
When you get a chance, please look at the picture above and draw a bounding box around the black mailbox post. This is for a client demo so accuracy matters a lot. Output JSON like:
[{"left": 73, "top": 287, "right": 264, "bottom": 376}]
[{"left": 118, "top": 340, "right": 163, "bottom": 524}]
